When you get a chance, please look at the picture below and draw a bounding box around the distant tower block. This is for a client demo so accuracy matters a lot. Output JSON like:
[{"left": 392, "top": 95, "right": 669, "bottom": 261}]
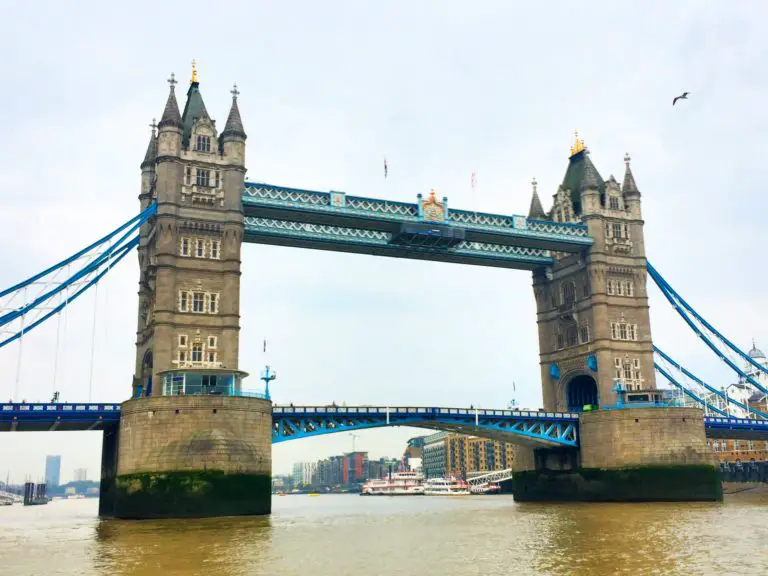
[{"left": 102, "top": 63, "right": 272, "bottom": 519}]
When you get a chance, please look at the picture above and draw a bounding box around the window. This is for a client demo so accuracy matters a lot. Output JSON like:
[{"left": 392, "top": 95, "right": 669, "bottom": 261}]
[
  {"left": 208, "top": 336, "right": 217, "bottom": 348},
  {"left": 565, "top": 324, "right": 578, "bottom": 347},
  {"left": 556, "top": 332, "right": 564, "bottom": 350},
  {"left": 191, "top": 343, "right": 203, "bottom": 362},
  {"left": 196, "top": 169, "right": 210, "bottom": 187},
  {"left": 615, "top": 357, "right": 643, "bottom": 390},
  {"left": 612, "top": 222, "right": 623, "bottom": 239},
  {"left": 580, "top": 322, "right": 590, "bottom": 344},
  {"left": 209, "top": 240, "right": 220, "bottom": 259},
  {"left": 609, "top": 197, "right": 619, "bottom": 210},
  {"left": 209, "top": 293, "right": 218, "bottom": 314},
  {"left": 185, "top": 167, "right": 191, "bottom": 185},
  {"left": 214, "top": 171, "right": 220, "bottom": 188},
  {"left": 562, "top": 282, "right": 576, "bottom": 307},
  {"left": 192, "top": 292, "right": 205, "bottom": 313},
  {"left": 178, "top": 335, "right": 188, "bottom": 347},
  {"left": 610, "top": 321, "right": 638, "bottom": 341},
  {"left": 196, "top": 135, "right": 211, "bottom": 153},
  {"left": 607, "top": 279, "right": 634, "bottom": 297},
  {"left": 179, "top": 291, "right": 189, "bottom": 312},
  {"left": 178, "top": 351, "right": 187, "bottom": 363},
  {"left": 180, "top": 238, "right": 191, "bottom": 257},
  {"left": 582, "top": 282, "right": 589, "bottom": 298},
  {"left": 195, "top": 239, "right": 205, "bottom": 258},
  {"left": 207, "top": 351, "right": 217, "bottom": 364}
]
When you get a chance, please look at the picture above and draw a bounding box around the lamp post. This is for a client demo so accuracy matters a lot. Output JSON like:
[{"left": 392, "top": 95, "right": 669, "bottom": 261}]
[{"left": 261, "top": 365, "right": 276, "bottom": 401}]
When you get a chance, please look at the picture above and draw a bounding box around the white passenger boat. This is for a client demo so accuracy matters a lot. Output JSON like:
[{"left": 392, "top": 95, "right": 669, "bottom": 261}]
[
  {"left": 360, "top": 471, "right": 425, "bottom": 496},
  {"left": 423, "top": 477, "right": 470, "bottom": 495}
]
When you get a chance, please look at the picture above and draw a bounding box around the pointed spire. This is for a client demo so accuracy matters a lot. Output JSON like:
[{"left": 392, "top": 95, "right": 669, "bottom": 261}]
[
  {"left": 622, "top": 153, "right": 640, "bottom": 195},
  {"left": 141, "top": 119, "right": 158, "bottom": 169},
  {"left": 527, "top": 177, "right": 547, "bottom": 220},
  {"left": 581, "top": 153, "right": 601, "bottom": 190},
  {"left": 221, "top": 83, "right": 247, "bottom": 140},
  {"left": 158, "top": 73, "right": 182, "bottom": 129}
]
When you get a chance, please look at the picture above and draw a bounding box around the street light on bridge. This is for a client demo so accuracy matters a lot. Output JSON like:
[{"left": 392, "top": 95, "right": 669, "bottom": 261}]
[{"left": 261, "top": 365, "right": 276, "bottom": 401}]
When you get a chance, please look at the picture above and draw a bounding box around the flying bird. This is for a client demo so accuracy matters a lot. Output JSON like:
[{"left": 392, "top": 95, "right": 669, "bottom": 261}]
[{"left": 673, "top": 92, "right": 689, "bottom": 106}]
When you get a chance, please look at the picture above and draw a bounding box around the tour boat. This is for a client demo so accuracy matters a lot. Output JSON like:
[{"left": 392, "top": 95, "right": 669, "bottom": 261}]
[
  {"left": 360, "top": 471, "right": 425, "bottom": 496},
  {"left": 423, "top": 477, "right": 470, "bottom": 496},
  {"left": 469, "top": 482, "right": 502, "bottom": 495}
]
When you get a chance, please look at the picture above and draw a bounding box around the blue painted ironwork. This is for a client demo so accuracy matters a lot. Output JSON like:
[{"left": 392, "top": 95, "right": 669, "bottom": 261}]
[
  {"left": 648, "top": 262, "right": 768, "bottom": 397},
  {"left": 272, "top": 405, "right": 580, "bottom": 448},
  {"left": 655, "top": 363, "right": 728, "bottom": 416},
  {"left": 654, "top": 345, "right": 768, "bottom": 419},
  {"left": 243, "top": 217, "right": 553, "bottom": 269},
  {"left": 0, "top": 403, "right": 121, "bottom": 432},
  {"left": 648, "top": 261, "right": 768, "bottom": 378},
  {"left": 3, "top": 402, "right": 767, "bottom": 442},
  {"left": 241, "top": 183, "right": 592, "bottom": 257},
  {"left": 260, "top": 366, "right": 276, "bottom": 401},
  {"left": 704, "top": 416, "right": 768, "bottom": 440}
]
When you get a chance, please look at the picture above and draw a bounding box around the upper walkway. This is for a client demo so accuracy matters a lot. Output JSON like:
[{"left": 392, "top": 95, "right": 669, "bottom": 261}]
[
  {"left": 241, "top": 183, "right": 592, "bottom": 270},
  {"left": 2, "top": 402, "right": 766, "bottom": 445}
]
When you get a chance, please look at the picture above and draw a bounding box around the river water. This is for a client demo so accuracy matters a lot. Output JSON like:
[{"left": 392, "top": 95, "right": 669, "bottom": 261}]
[{"left": 1, "top": 493, "right": 767, "bottom": 576}]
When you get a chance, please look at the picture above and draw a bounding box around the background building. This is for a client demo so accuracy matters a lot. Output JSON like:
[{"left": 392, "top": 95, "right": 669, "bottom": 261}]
[
  {"left": 73, "top": 468, "right": 87, "bottom": 482},
  {"left": 422, "top": 432, "right": 515, "bottom": 479},
  {"left": 342, "top": 452, "right": 368, "bottom": 484},
  {"left": 45, "top": 455, "right": 61, "bottom": 488}
]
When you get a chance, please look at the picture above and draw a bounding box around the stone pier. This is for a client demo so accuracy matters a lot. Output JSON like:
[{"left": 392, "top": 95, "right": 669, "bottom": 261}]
[
  {"left": 512, "top": 407, "right": 723, "bottom": 502},
  {"left": 105, "top": 396, "right": 272, "bottom": 519}
]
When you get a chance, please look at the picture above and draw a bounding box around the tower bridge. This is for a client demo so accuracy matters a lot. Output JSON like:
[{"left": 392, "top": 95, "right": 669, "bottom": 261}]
[{"left": 3, "top": 64, "right": 767, "bottom": 518}]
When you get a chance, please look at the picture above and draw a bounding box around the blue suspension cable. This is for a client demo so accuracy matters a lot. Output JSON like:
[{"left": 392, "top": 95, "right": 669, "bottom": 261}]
[
  {"left": 647, "top": 263, "right": 768, "bottom": 397},
  {"left": 0, "top": 203, "right": 155, "bottom": 299},
  {"left": 0, "top": 237, "right": 138, "bottom": 349},
  {"left": 654, "top": 345, "right": 768, "bottom": 419},
  {"left": 647, "top": 261, "right": 768, "bottom": 378},
  {"left": 0, "top": 207, "right": 153, "bottom": 328},
  {"left": 654, "top": 363, "right": 728, "bottom": 416}
]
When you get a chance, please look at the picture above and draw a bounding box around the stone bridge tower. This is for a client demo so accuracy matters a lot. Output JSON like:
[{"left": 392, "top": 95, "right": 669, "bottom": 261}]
[
  {"left": 100, "top": 64, "right": 272, "bottom": 520},
  {"left": 529, "top": 134, "right": 656, "bottom": 412},
  {"left": 513, "top": 135, "right": 719, "bottom": 504}
]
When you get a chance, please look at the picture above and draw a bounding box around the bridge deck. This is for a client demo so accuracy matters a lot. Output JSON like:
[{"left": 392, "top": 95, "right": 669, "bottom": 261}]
[{"left": 2, "top": 404, "right": 766, "bottom": 443}]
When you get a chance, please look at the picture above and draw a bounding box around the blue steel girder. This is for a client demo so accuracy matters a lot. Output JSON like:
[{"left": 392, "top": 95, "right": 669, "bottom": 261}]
[
  {"left": 0, "top": 403, "right": 120, "bottom": 432},
  {"left": 704, "top": 416, "right": 768, "bottom": 441},
  {"left": 241, "top": 183, "right": 592, "bottom": 269},
  {"left": 243, "top": 217, "right": 552, "bottom": 270},
  {"left": 272, "top": 406, "right": 580, "bottom": 448}
]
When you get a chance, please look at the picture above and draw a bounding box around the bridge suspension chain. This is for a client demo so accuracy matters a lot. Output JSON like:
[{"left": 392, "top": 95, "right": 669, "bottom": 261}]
[
  {"left": 648, "top": 261, "right": 768, "bottom": 378},
  {"left": 654, "top": 346, "right": 768, "bottom": 419},
  {"left": 647, "top": 261, "right": 768, "bottom": 399}
]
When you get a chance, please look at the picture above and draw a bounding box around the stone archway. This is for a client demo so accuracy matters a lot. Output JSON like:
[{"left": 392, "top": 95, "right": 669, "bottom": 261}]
[{"left": 565, "top": 374, "right": 598, "bottom": 412}]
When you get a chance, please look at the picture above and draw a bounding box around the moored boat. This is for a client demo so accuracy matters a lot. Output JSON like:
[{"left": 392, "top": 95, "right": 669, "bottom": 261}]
[
  {"left": 423, "top": 477, "right": 470, "bottom": 496},
  {"left": 360, "top": 471, "right": 425, "bottom": 496}
]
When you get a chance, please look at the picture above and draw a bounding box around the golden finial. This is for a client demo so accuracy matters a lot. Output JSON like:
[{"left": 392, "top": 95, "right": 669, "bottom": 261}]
[
  {"left": 569, "top": 130, "right": 586, "bottom": 157},
  {"left": 191, "top": 59, "right": 198, "bottom": 84},
  {"left": 624, "top": 152, "right": 631, "bottom": 166},
  {"left": 429, "top": 188, "right": 437, "bottom": 201},
  {"left": 531, "top": 177, "right": 538, "bottom": 194}
]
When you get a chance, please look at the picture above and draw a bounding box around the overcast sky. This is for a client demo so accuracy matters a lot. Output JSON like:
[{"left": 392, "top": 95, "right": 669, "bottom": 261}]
[{"left": 0, "top": 1, "right": 767, "bottom": 481}]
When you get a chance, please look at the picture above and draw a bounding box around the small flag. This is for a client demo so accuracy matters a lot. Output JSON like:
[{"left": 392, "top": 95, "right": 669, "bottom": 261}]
[
  {"left": 471, "top": 172, "right": 476, "bottom": 192},
  {"left": 263, "top": 340, "right": 266, "bottom": 353},
  {"left": 384, "top": 157, "right": 388, "bottom": 179}
]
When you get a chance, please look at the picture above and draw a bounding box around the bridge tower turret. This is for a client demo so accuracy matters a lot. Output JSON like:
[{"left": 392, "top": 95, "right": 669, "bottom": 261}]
[
  {"left": 531, "top": 134, "right": 656, "bottom": 413},
  {"left": 104, "top": 63, "right": 272, "bottom": 520}
]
